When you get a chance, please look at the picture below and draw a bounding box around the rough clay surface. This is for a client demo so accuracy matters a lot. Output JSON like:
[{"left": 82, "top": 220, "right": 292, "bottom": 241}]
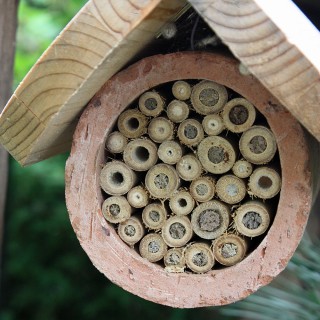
[{"left": 66, "top": 52, "right": 311, "bottom": 308}]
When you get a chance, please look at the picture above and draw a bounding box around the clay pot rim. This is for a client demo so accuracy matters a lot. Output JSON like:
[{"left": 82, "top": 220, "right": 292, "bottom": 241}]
[{"left": 65, "top": 52, "right": 311, "bottom": 308}]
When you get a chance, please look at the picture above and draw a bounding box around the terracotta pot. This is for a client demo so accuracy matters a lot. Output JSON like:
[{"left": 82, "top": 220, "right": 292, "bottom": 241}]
[{"left": 65, "top": 52, "right": 311, "bottom": 307}]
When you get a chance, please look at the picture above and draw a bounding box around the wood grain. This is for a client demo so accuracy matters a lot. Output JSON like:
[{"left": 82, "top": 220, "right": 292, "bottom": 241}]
[
  {"left": 0, "top": 0, "right": 186, "bottom": 165},
  {"left": 189, "top": 0, "right": 320, "bottom": 141}
]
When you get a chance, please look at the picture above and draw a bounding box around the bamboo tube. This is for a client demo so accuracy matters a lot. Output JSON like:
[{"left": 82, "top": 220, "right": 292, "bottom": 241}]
[
  {"left": 167, "top": 100, "right": 189, "bottom": 123},
  {"left": 176, "top": 154, "right": 202, "bottom": 181},
  {"left": 169, "top": 190, "right": 195, "bottom": 216},
  {"left": 123, "top": 138, "right": 158, "bottom": 171},
  {"left": 232, "top": 159, "right": 253, "bottom": 179},
  {"left": 202, "top": 114, "right": 225, "bottom": 136},
  {"left": 197, "top": 136, "right": 236, "bottom": 174},
  {"left": 117, "top": 109, "right": 148, "bottom": 139},
  {"left": 127, "top": 185, "right": 149, "bottom": 208},
  {"left": 191, "top": 200, "right": 230, "bottom": 240},
  {"left": 177, "top": 119, "right": 204, "bottom": 147},
  {"left": 145, "top": 164, "right": 180, "bottom": 199},
  {"left": 100, "top": 161, "right": 137, "bottom": 196},
  {"left": 189, "top": 176, "right": 215, "bottom": 202},
  {"left": 234, "top": 201, "right": 271, "bottom": 237},
  {"left": 185, "top": 243, "right": 215, "bottom": 273},
  {"left": 164, "top": 248, "right": 186, "bottom": 272},
  {"left": 105, "top": 131, "right": 128, "bottom": 154},
  {"left": 212, "top": 234, "right": 247, "bottom": 266},
  {"left": 118, "top": 216, "right": 145, "bottom": 246},
  {"left": 215, "top": 175, "right": 246, "bottom": 204},
  {"left": 161, "top": 216, "right": 193, "bottom": 247},
  {"left": 221, "top": 98, "right": 256, "bottom": 133},
  {"left": 157, "top": 140, "right": 183, "bottom": 165},
  {"left": 190, "top": 80, "right": 228, "bottom": 115},
  {"left": 172, "top": 80, "right": 191, "bottom": 101},
  {"left": 239, "top": 126, "right": 277, "bottom": 164},
  {"left": 138, "top": 91, "right": 164, "bottom": 117},
  {"left": 142, "top": 202, "right": 167, "bottom": 230},
  {"left": 139, "top": 233, "right": 167, "bottom": 262},
  {"left": 148, "top": 117, "right": 174, "bottom": 143},
  {"left": 248, "top": 167, "right": 281, "bottom": 199},
  {"left": 102, "top": 196, "right": 132, "bottom": 224}
]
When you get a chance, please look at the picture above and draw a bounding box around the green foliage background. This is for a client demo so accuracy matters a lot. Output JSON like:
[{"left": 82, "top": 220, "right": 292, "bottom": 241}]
[{"left": 1, "top": 1, "right": 319, "bottom": 319}]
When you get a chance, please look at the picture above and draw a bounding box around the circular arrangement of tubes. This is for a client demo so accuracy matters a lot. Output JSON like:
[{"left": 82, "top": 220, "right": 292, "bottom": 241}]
[{"left": 101, "top": 79, "right": 281, "bottom": 273}]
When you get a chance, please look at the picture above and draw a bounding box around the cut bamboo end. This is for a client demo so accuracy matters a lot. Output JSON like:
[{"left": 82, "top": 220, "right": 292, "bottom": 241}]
[
  {"left": 234, "top": 201, "right": 271, "bottom": 237},
  {"left": 191, "top": 200, "right": 230, "bottom": 240},
  {"left": 100, "top": 161, "right": 137, "bottom": 196},
  {"left": 177, "top": 118, "right": 204, "bottom": 147},
  {"left": 167, "top": 100, "right": 189, "bottom": 123},
  {"left": 127, "top": 185, "right": 149, "bottom": 208},
  {"left": 213, "top": 234, "right": 247, "bottom": 266},
  {"left": 169, "top": 190, "right": 195, "bottom": 216},
  {"left": 185, "top": 243, "right": 215, "bottom": 273},
  {"left": 117, "top": 109, "right": 148, "bottom": 139},
  {"left": 202, "top": 114, "right": 225, "bottom": 136},
  {"left": 189, "top": 176, "right": 215, "bottom": 203},
  {"left": 197, "top": 136, "right": 236, "bottom": 174},
  {"left": 176, "top": 154, "right": 202, "bottom": 181},
  {"left": 118, "top": 216, "right": 145, "bottom": 246},
  {"left": 215, "top": 175, "right": 246, "bottom": 204},
  {"left": 148, "top": 117, "right": 174, "bottom": 143},
  {"left": 157, "top": 140, "right": 183, "bottom": 165},
  {"left": 191, "top": 80, "right": 228, "bottom": 115},
  {"left": 123, "top": 138, "right": 158, "bottom": 171},
  {"left": 145, "top": 164, "right": 180, "bottom": 199},
  {"left": 239, "top": 126, "right": 277, "bottom": 164},
  {"left": 139, "top": 233, "right": 167, "bottom": 262},
  {"left": 232, "top": 159, "right": 253, "bottom": 179},
  {"left": 172, "top": 80, "right": 191, "bottom": 101},
  {"left": 248, "top": 167, "right": 281, "bottom": 199},
  {"left": 138, "top": 91, "right": 164, "bottom": 117},
  {"left": 164, "top": 248, "right": 186, "bottom": 272},
  {"left": 162, "top": 216, "right": 193, "bottom": 247},
  {"left": 142, "top": 202, "right": 167, "bottom": 230},
  {"left": 102, "top": 196, "right": 132, "bottom": 224},
  {"left": 222, "top": 98, "right": 256, "bottom": 133},
  {"left": 106, "top": 131, "right": 128, "bottom": 154}
]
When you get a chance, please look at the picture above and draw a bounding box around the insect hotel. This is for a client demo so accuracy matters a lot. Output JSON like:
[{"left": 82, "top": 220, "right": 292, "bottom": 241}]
[{"left": 1, "top": 0, "right": 319, "bottom": 308}]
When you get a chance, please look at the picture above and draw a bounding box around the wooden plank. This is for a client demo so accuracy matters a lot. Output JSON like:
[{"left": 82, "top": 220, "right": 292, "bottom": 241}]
[
  {"left": 0, "top": 0, "right": 187, "bottom": 165},
  {"left": 189, "top": 0, "right": 320, "bottom": 141}
]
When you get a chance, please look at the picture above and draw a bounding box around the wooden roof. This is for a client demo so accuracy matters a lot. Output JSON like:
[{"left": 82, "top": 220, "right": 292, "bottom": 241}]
[{"left": 0, "top": 0, "right": 319, "bottom": 165}]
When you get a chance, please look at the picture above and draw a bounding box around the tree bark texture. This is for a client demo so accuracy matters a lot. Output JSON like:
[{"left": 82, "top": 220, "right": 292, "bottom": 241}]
[{"left": 0, "top": 0, "right": 19, "bottom": 272}]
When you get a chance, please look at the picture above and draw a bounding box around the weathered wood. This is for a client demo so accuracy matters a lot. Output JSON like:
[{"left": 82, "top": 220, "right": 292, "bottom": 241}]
[
  {"left": 189, "top": 0, "right": 320, "bottom": 141},
  {"left": 0, "top": 0, "right": 187, "bottom": 166},
  {"left": 0, "top": 0, "right": 18, "bottom": 279}
]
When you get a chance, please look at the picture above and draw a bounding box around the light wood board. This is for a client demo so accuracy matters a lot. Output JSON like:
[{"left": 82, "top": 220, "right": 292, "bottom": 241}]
[
  {"left": 0, "top": 0, "right": 186, "bottom": 165},
  {"left": 189, "top": 0, "right": 320, "bottom": 141}
]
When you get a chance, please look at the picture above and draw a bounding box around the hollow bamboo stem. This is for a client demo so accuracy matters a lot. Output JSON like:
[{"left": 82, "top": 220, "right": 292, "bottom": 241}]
[
  {"left": 167, "top": 100, "right": 189, "bottom": 123},
  {"left": 123, "top": 138, "right": 158, "bottom": 171},
  {"left": 172, "top": 80, "right": 191, "bottom": 101},
  {"left": 185, "top": 243, "right": 215, "bottom": 273},
  {"left": 176, "top": 154, "right": 202, "bottom": 181},
  {"left": 100, "top": 161, "right": 137, "bottom": 196},
  {"left": 164, "top": 248, "right": 186, "bottom": 272},
  {"left": 161, "top": 215, "right": 193, "bottom": 247},
  {"left": 105, "top": 131, "right": 128, "bottom": 153},
  {"left": 117, "top": 109, "right": 148, "bottom": 139},
  {"left": 127, "top": 185, "right": 149, "bottom": 208},
  {"left": 215, "top": 174, "right": 246, "bottom": 204},
  {"left": 177, "top": 118, "right": 204, "bottom": 147},
  {"left": 142, "top": 202, "right": 167, "bottom": 230},
  {"left": 102, "top": 196, "right": 132, "bottom": 224},
  {"left": 202, "top": 114, "right": 225, "bottom": 136},
  {"left": 232, "top": 159, "right": 253, "bottom": 179},
  {"left": 139, "top": 233, "right": 167, "bottom": 262},
  {"left": 157, "top": 140, "right": 183, "bottom": 165},
  {"left": 191, "top": 200, "right": 230, "bottom": 240},
  {"left": 239, "top": 125, "right": 277, "bottom": 164},
  {"left": 118, "top": 216, "right": 145, "bottom": 246},
  {"left": 148, "top": 117, "right": 174, "bottom": 143},
  {"left": 138, "top": 91, "right": 164, "bottom": 117},
  {"left": 191, "top": 80, "right": 228, "bottom": 115},
  {"left": 189, "top": 176, "right": 215, "bottom": 203},
  {"left": 169, "top": 190, "right": 195, "bottom": 216},
  {"left": 234, "top": 201, "right": 271, "bottom": 237}
]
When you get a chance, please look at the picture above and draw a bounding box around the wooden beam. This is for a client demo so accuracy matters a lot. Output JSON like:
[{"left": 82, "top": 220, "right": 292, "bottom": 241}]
[
  {"left": 0, "top": 0, "right": 187, "bottom": 165},
  {"left": 0, "top": 0, "right": 18, "bottom": 282},
  {"left": 189, "top": 0, "right": 320, "bottom": 141}
]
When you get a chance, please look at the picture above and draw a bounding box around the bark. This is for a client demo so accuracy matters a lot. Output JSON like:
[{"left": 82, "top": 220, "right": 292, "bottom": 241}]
[{"left": 0, "top": 0, "right": 19, "bottom": 274}]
